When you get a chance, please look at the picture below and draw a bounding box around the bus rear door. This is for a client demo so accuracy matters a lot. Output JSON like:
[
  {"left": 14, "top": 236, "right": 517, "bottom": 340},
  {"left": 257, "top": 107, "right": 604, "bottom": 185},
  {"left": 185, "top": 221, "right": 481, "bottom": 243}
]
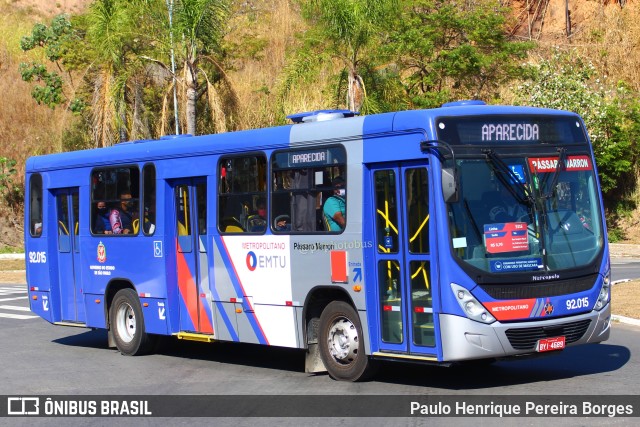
[
  {"left": 367, "top": 163, "right": 438, "bottom": 358},
  {"left": 172, "top": 179, "right": 214, "bottom": 334},
  {"left": 54, "top": 188, "right": 85, "bottom": 323}
]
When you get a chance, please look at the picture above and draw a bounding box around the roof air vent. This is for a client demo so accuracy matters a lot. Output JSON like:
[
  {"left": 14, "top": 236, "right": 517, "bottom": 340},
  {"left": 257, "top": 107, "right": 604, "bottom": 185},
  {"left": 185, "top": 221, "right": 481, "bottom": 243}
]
[
  {"left": 287, "top": 109, "right": 357, "bottom": 123},
  {"left": 441, "top": 100, "right": 487, "bottom": 108},
  {"left": 160, "top": 134, "right": 193, "bottom": 140}
]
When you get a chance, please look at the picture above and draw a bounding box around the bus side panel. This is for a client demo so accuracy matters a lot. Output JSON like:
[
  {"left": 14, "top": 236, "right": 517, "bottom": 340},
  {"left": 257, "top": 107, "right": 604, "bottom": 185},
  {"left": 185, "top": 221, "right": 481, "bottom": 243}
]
[
  {"left": 29, "top": 291, "right": 52, "bottom": 322},
  {"left": 81, "top": 236, "right": 170, "bottom": 332},
  {"left": 140, "top": 297, "right": 169, "bottom": 334},
  {"left": 213, "top": 302, "right": 239, "bottom": 342},
  {"left": 287, "top": 118, "right": 371, "bottom": 350},
  {"left": 83, "top": 293, "right": 106, "bottom": 328}
]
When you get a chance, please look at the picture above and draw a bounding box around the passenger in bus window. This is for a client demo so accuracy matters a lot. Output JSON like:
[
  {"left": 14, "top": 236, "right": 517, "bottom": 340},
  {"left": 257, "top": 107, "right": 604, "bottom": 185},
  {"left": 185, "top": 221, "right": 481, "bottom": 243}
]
[
  {"left": 274, "top": 215, "right": 291, "bottom": 231},
  {"left": 110, "top": 191, "right": 135, "bottom": 234},
  {"left": 248, "top": 199, "right": 267, "bottom": 232},
  {"left": 323, "top": 176, "right": 346, "bottom": 231},
  {"left": 94, "top": 201, "right": 112, "bottom": 234}
]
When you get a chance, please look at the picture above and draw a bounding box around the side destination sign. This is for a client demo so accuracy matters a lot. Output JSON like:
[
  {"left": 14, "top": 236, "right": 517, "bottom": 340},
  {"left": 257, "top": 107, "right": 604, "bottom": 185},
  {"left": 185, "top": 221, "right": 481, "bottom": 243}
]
[{"left": 288, "top": 149, "right": 332, "bottom": 167}]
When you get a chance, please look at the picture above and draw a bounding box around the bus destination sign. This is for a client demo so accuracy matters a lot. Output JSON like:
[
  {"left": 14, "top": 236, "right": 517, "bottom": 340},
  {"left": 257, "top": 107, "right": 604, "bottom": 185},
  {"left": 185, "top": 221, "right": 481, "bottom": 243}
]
[
  {"left": 482, "top": 123, "right": 539, "bottom": 142},
  {"left": 435, "top": 115, "right": 588, "bottom": 145},
  {"left": 287, "top": 149, "right": 332, "bottom": 167}
]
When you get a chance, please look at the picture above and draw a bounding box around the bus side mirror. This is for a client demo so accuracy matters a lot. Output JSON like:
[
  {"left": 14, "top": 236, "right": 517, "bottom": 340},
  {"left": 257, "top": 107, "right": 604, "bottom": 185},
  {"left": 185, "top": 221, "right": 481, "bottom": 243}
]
[{"left": 441, "top": 167, "right": 458, "bottom": 203}]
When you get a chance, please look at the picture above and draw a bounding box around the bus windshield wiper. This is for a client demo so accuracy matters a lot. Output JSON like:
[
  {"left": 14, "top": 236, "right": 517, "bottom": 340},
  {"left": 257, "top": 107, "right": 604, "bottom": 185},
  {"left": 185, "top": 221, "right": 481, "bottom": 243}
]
[
  {"left": 483, "top": 149, "right": 532, "bottom": 206},
  {"left": 541, "top": 147, "right": 567, "bottom": 199}
]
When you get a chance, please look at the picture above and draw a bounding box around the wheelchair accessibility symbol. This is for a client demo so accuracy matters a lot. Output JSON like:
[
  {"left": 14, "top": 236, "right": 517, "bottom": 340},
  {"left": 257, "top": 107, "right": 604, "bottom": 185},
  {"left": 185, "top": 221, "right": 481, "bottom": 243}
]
[{"left": 154, "top": 241, "right": 163, "bottom": 258}]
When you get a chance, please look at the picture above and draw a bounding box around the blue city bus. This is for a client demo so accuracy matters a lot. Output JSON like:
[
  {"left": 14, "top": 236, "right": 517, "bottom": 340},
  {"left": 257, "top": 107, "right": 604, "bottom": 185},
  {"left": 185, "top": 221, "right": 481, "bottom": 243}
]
[{"left": 24, "top": 101, "right": 611, "bottom": 381}]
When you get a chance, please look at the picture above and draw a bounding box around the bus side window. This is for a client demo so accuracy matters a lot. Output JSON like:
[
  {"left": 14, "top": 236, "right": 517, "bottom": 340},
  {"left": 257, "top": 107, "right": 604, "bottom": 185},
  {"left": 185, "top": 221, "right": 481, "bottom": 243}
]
[
  {"left": 270, "top": 146, "right": 347, "bottom": 233},
  {"left": 90, "top": 166, "right": 140, "bottom": 235},
  {"left": 218, "top": 155, "right": 266, "bottom": 234},
  {"left": 29, "top": 174, "right": 43, "bottom": 237}
]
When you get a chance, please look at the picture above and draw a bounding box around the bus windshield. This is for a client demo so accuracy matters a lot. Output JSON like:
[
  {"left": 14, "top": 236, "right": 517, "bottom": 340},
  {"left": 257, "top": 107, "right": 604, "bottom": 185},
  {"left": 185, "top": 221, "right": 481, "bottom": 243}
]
[{"left": 448, "top": 153, "right": 604, "bottom": 275}]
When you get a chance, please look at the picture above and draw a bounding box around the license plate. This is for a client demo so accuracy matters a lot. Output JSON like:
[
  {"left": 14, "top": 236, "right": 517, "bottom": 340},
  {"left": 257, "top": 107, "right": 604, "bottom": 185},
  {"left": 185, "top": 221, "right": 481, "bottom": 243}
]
[{"left": 537, "top": 336, "right": 566, "bottom": 352}]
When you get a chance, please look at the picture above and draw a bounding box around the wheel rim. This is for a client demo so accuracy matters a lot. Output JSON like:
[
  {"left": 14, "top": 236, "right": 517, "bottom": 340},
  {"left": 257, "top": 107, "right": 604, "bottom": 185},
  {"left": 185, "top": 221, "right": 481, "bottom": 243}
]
[
  {"left": 327, "top": 316, "right": 359, "bottom": 364},
  {"left": 116, "top": 302, "right": 136, "bottom": 343}
]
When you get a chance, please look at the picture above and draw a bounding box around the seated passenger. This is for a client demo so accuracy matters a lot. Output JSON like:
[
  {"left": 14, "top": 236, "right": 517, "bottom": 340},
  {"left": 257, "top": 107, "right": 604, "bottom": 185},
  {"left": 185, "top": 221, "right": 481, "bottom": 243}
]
[
  {"left": 110, "top": 191, "right": 136, "bottom": 234},
  {"left": 323, "top": 177, "right": 346, "bottom": 231},
  {"left": 94, "top": 201, "right": 112, "bottom": 234},
  {"left": 249, "top": 199, "right": 267, "bottom": 232},
  {"left": 274, "top": 215, "right": 291, "bottom": 231}
]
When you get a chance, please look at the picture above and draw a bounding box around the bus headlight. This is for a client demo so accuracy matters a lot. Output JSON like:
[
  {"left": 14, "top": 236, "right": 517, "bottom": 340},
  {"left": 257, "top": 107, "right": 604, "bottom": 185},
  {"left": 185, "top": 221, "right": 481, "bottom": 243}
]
[
  {"left": 594, "top": 269, "right": 611, "bottom": 311},
  {"left": 451, "top": 283, "right": 496, "bottom": 324}
]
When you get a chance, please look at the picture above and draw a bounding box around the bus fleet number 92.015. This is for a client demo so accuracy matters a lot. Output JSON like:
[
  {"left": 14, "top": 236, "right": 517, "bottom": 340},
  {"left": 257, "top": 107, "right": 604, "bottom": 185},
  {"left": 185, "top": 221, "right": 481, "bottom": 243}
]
[{"left": 566, "top": 297, "right": 589, "bottom": 310}]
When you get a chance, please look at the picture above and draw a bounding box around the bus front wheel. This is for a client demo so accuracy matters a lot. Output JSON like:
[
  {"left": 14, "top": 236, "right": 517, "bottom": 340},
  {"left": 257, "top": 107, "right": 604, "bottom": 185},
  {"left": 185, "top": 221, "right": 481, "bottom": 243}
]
[
  {"left": 318, "top": 301, "right": 374, "bottom": 381},
  {"left": 110, "top": 288, "right": 155, "bottom": 356}
]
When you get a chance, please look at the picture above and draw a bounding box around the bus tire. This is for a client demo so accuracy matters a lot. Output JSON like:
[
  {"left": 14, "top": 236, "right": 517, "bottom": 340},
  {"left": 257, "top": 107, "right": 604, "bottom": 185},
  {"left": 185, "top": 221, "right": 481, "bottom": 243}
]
[
  {"left": 318, "top": 301, "right": 373, "bottom": 381},
  {"left": 110, "top": 288, "right": 155, "bottom": 356}
]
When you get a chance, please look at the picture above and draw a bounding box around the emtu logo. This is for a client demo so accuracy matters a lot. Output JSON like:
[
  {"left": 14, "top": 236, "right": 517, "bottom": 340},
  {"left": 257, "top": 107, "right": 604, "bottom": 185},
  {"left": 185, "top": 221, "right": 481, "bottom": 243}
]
[
  {"left": 246, "top": 251, "right": 257, "bottom": 271},
  {"left": 245, "top": 251, "right": 287, "bottom": 271}
]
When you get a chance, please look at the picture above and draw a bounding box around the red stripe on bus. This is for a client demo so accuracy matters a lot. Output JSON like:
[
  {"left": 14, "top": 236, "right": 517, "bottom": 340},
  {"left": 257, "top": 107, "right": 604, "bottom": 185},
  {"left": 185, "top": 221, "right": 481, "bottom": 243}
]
[{"left": 176, "top": 242, "right": 199, "bottom": 330}]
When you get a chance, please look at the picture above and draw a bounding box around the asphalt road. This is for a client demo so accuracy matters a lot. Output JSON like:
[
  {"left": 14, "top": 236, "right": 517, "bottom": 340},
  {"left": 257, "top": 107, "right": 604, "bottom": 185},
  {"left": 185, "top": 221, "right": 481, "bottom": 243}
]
[
  {"left": 0, "top": 282, "right": 639, "bottom": 426},
  {"left": 612, "top": 258, "right": 640, "bottom": 283}
]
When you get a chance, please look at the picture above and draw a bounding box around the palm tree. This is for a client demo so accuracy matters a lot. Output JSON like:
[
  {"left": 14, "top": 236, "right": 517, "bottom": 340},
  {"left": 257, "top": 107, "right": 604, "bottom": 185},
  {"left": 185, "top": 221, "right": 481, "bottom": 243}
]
[
  {"left": 133, "top": 0, "right": 238, "bottom": 136},
  {"left": 86, "top": 0, "right": 150, "bottom": 146},
  {"left": 299, "top": 0, "right": 397, "bottom": 112}
]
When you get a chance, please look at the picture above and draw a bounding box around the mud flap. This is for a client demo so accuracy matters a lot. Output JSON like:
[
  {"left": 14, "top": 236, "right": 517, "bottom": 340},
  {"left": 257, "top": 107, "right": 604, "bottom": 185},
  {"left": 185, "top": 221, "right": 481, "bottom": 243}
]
[{"left": 305, "top": 343, "right": 327, "bottom": 373}]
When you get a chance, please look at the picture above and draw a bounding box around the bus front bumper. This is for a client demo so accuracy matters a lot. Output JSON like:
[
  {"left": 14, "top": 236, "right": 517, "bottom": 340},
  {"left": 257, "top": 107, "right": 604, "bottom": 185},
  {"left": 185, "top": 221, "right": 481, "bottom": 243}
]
[{"left": 439, "top": 303, "right": 611, "bottom": 362}]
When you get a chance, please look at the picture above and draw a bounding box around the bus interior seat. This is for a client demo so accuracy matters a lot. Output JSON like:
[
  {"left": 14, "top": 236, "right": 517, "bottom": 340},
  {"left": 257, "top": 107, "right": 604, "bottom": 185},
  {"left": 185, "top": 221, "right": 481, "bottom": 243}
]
[
  {"left": 221, "top": 217, "right": 245, "bottom": 233},
  {"left": 178, "top": 221, "right": 188, "bottom": 235},
  {"left": 132, "top": 218, "right": 139, "bottom": 234},
  {"left": 247, "top": 214, "right": 266, "bottom": 232},
  {"left": 322, "top": 214, "right": 331, "bottom": 231}
]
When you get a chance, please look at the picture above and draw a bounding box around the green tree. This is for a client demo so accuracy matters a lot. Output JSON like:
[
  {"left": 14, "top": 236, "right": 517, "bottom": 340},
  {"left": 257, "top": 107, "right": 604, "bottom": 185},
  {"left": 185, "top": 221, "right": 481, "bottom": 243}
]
[
  {"left": 514, "top": 50, "right": 640, "bottom": 214},
  {"left": 86, "top": 0, "right": 141, "bottom": 146},
  {"left": 174, "top": 0, "right": 232, "bottom": 135},
  {"left": 131, "top": 0, "right": 238, "bottom": 136},
  {"left": 297, "top": 0, "right": 398, "bottom": 113},
  {"left": 385, "top": 0, "right": 534, "bottom": 108},
  {"left": 19, "top": 14, "right": 84, "bottom": 112}
]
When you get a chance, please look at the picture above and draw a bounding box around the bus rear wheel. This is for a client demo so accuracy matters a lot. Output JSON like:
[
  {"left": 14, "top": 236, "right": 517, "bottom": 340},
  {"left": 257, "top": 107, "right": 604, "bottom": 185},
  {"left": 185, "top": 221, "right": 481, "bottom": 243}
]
[
  {"left": 318, "top": 301, "right": 374, "bottom": 381},
  {"left": 110, "top": 288, "right": 155, "bottom": 356}
]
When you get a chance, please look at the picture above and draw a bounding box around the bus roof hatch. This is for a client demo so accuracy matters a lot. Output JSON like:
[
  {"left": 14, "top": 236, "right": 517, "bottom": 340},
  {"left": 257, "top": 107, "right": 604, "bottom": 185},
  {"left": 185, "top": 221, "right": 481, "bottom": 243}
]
[
  {"left": 286, "top": 109, "right": 357, "bottom": 124},
  {"left": 441, "top": 100, "right": 487, "bottom": 107}
]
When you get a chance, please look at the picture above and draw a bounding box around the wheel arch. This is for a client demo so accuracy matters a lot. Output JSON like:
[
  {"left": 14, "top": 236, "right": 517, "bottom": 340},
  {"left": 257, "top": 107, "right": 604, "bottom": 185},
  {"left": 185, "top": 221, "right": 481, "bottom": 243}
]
[
  {"left": 104, "top": 278, "right": 137, "bottom": 347},
  {"left": 302, "top": 285, "right": 357, "bottom": 348}
]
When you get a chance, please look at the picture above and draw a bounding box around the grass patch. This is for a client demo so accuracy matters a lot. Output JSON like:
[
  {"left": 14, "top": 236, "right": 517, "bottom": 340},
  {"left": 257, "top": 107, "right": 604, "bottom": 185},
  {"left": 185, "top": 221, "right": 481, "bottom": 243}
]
[{"left": 612, "top": 280, "right": 640, "bottom": 320}]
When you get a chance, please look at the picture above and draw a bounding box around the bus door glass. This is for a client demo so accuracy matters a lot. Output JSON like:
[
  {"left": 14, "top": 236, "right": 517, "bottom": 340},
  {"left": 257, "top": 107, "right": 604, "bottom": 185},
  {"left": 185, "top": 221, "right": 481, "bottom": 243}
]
[
  {"left": 55, "top": 188, "right": 85, "bottom": 322},
  {"left": 370, "top": 163, "right": 436, "bottom": 355},
  {"left": 173, "top": 179, "right": 213, "bottom": 334}
]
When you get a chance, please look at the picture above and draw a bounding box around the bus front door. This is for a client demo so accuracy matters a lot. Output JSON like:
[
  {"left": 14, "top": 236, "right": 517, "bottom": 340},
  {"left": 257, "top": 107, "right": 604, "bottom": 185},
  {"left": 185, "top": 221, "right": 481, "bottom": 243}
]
[
  {"left": 368, "top": 164, "right": 437, "bottom": 357},
  {"left": 55, "top": 188, "right": 85, "bottom": 323},
  {"left": 173, "top": 179, "right": 214, "bottom": 334}
]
